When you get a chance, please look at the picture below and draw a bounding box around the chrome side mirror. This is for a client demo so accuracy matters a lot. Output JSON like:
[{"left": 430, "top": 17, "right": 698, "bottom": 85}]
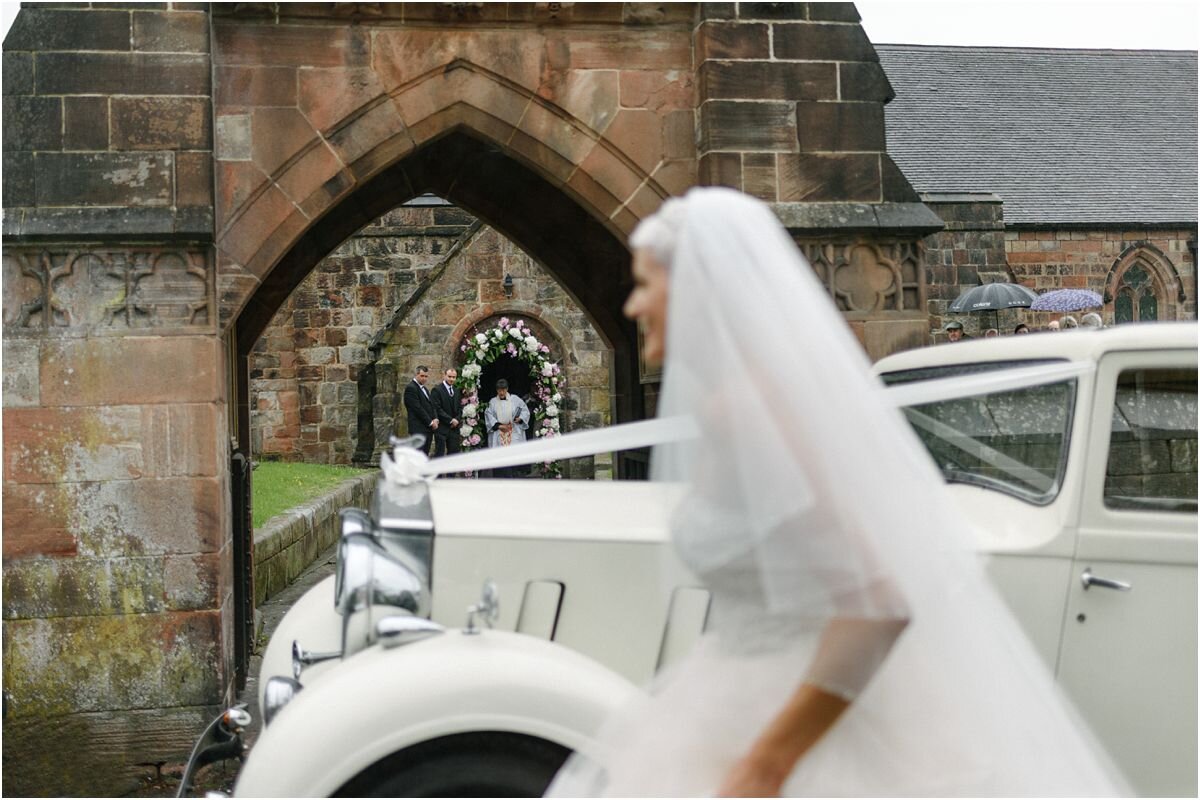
[
  {"left": 376, "top": 615, "right": 445, "bottom": 649},
  {"left": 291, "top": 639, "right": 342, "bottom": 681},
  {"left": 464, "top": 580, "right": 500, "bottom": 635}
]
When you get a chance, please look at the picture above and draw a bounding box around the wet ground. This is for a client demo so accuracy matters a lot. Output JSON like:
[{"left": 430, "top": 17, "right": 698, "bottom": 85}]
[{"left": 130, "top": 543, "right": 338, "bottom": 798}]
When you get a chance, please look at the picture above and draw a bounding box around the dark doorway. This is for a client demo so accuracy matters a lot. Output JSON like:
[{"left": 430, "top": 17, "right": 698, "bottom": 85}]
[{"left": 479, "top": 354, "right": 535, "bottom": 408}]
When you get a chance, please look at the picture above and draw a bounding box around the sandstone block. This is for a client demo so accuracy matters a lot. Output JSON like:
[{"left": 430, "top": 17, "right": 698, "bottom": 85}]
[
  {"left": 111, "top": 96, "right": 211, "bottom": 150},
  {"left": 778, "top": 152, "right": 881, "bottom": 203},
  {"left": 2, "top": 610, "right": 222, "bottom": 717},
  {"left": 3, "top": 152, "right": 34, "bottom": 206},
  {"left": 140, "top": 403, "right": 221, "bottom": 478},
  {"left": 839, "top": 61, "right": 895, "bottom": 103},
  {"left": 772, "top": 21, "right": 876, "bottom": 61},
  {"left": 562, "top": 30, "right": 690, "bottom": 70},
  {"left": 298, "top": 67, "right": 388, "bottom": 135},
  {"left": 214, "top": 23, "right": 367, "bottom": 68},
  {"left": 3, "top": 340, "right": 40, "bottom": 408},
  {"left": 3, "top": 95, "right": 63, "bottom": 152},
  {"left": 215, "top": 65, "right": 297, "bottom": 108},
  {"left": 5, "top": 8, "right": 131, "bottom": 52},
  {"left": 132, "top": 9, "right": 209, "bottom": 53},
  {"left": 35, "top": 52, "right": 210, "bottom": 96},
  {"left": 3, "top": 406, "right": 143, "bottom": 484},
  {"left": 63, "top": 96, "right": 109, "bottom": 151},
  {"left": 2, "top": 482, "right": 78, "bottom": 559},
  {"left": 796, "top": 101, "right": 885, "bottom": 153},
  {"left": 36, "top": 152, "right": 172, "bottom": 207},
  {"left": 696, "top": 21, "right": 770, "bottom": 61},
  {"left": 40, "top": 336, "right": 220, "bottom": 406},
  {"left": 3, "top": 556, "right": 167, "bottom": 619},
  {"left": 699, "top": 101, "right": 797, "bottom": 152},
  {"left": 536, "top": 68, "right": 618, "bottom": 135},
  {"left": 699, "top": 60, "right": 836, "bottom": 102},
  {"left": 4, "top": 52, "right": 34, "bottom": 95}
]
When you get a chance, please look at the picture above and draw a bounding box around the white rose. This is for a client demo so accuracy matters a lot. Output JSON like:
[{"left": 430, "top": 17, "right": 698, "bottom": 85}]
[
  {"left": 545, "top": 404, "right": 558, "bottom": 417},
  {"left": 550, "top": 417, "right": 560, "bottom": 430},
  {"left": 462, "top": 403, "right": 477, "bottom": 418},
  {"left": 524, "top": 335, "right": 539, "bottom": 352},
  {"left": 492, "top": 329, "right": 504, "bottom": 340},
  {"left": 552, "top": 392, "right": 561, "bottom": 403},
  {"left": 475, "top": 333, "right": 486, "bottom": 344},
  {"left": 541, "top": 363, "right": 554, "bottom": 377},
  {"left": 459, "top": 424, "right": 473, "bottom": 437}
]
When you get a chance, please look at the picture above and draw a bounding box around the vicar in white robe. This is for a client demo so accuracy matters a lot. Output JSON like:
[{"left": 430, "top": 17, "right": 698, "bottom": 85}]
[{"left": 484, "top": 379, "right": 530, "bottom": 477}]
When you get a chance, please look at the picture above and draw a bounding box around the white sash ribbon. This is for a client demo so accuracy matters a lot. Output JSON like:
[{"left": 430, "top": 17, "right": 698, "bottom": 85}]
[{"left": 380, "top": 361, "right": 1093, "bottom": 486}]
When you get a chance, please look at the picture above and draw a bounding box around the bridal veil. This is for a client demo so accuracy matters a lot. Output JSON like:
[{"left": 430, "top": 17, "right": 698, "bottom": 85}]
[{"left": 548, "top": 188, "right": 1125, "bottom": 796}]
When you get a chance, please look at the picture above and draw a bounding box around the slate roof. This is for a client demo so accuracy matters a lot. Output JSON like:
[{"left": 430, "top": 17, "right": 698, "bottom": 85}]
[{"left": 875, "top": 45, "right": 1198, "bottom": 226}]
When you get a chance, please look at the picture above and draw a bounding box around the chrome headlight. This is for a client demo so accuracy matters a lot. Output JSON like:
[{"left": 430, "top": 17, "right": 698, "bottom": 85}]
[
  {"left": 263, "top": 676, "right": 302, "bottom": 726},
  {"left": 334, "top": 532, "right": 428, "bottom": 618}
]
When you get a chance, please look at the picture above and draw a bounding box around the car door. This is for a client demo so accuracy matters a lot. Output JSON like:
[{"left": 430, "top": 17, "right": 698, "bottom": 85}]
[{"left": 1055, "top": 349, "right": 1197, "bottom": 797}]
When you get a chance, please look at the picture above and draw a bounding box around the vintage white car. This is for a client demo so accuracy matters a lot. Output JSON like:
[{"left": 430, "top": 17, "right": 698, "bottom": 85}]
[{"left": 228, "top": 322, "right": 1196, "bottom": 798}]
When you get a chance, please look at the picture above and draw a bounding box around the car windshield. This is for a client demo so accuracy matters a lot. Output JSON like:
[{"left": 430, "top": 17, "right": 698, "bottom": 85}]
[{"left": 880, "top": 360, "right": 1075, "bottom": 504}]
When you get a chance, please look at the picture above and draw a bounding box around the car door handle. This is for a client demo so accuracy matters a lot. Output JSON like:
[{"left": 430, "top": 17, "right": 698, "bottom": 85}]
[{"left": 1080, "top": 568, "right": 1132, "bottom": 592}]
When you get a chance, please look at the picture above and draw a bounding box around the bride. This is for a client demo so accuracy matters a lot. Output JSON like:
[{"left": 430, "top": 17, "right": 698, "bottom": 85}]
[{"left": 548, "top": 188, "right": 1125, "bottom": 796}]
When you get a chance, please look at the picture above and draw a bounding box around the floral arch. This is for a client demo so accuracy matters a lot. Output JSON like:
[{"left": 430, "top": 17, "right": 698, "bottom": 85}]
[{"left": 456, "top": 316, "right": 564, "bottom": 477}]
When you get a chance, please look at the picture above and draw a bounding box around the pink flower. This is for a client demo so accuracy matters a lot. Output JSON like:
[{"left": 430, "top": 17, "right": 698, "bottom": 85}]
[
  {"left": 499, "top": 317, "right": 510, "bottom": 328},
  {"left": 469, "top": 434, "right": 481, "bottom": 446},
  {"left": 539, "top": 344, "right": 549, "bottom": 353}
]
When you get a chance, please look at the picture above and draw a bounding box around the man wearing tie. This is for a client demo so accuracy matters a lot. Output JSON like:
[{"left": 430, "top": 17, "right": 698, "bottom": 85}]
[
  {"left": 430, "top": 367, "right": 462, "bottom": 458},
  {"left": 402, "top": 365, "right": 438, "bottom": 453}
]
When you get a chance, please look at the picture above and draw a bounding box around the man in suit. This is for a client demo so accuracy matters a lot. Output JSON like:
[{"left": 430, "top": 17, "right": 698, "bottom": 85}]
[
  {"left": 402, "top": 365, "right": 438, "bottom": 453},
  {"left": 430, "top": 367, "right": 462, "bottom": 458}
]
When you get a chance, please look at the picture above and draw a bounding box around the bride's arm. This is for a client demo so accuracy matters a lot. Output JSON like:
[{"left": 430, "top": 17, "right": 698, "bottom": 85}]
[{"left": 718, "top": 616, "right": 909, "bottom": 797}]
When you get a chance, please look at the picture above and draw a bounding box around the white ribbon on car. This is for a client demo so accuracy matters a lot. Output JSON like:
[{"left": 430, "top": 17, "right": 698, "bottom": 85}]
[{"left": 379, "top": 361, "right": 1094, "bottom": 486}]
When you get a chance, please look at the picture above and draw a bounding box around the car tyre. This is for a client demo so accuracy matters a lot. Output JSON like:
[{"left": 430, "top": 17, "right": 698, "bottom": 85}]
[{"left": 334, "top": 731, "right": 571, "bottom": 797}]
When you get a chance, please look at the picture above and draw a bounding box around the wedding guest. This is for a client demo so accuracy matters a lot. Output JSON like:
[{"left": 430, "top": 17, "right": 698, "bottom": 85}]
[
  {"left": 430, "top": 367, "right": 462, "bottom": 458},
  {"left": 1081, "top": 313, "right": 1104, "bottom": 328},
  {"left": 402, "top": 365, "right": 437, "bottom": 453},
  {"left": 942, "top": 320, "right": 969, "bottom": 342},
  {"left": 1014, "top": 323, "right": 1030, "bottom": 335}
]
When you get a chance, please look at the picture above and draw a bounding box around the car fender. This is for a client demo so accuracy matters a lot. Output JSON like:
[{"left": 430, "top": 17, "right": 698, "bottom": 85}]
[
  {"left": 235, "top": 628, "right": 639, "bottom": 797},
  {"left": 257, "top": 574, "right": 342, "bottom": 712}
]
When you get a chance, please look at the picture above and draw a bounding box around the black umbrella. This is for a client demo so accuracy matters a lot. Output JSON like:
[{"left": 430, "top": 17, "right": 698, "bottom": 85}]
[{"left": 948, "top": 282, "right": 1039, "bottom": 313}]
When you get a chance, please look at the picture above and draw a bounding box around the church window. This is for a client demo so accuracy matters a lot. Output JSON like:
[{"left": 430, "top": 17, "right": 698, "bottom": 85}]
[{"left": 1113, "top": 263, "right": 1159, "bottom": 324}]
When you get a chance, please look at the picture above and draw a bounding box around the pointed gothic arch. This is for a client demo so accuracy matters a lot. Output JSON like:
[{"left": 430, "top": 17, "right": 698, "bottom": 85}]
[{"left": 1105, "top": 243, "right": 1186, "bottom": 324}]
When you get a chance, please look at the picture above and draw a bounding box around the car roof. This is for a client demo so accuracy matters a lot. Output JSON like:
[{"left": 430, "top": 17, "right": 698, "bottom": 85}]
[{"left": 874, "top": 321, "right": 1197, "bottom": 375}]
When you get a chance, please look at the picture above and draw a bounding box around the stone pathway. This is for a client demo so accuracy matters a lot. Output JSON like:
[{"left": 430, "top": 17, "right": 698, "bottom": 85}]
[{"left": 138, "top": 542, "right": 339, "bottom": 798}]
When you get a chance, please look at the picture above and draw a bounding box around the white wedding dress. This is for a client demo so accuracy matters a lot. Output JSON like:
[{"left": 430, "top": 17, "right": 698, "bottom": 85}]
[{"left": 548, "top": 189, "right": 1125, "bottom": 797}]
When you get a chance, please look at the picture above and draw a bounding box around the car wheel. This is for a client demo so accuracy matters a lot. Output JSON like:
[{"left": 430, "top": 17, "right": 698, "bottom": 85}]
[{"left": 334, "top": 731, "right": 571, "bottom": 797}]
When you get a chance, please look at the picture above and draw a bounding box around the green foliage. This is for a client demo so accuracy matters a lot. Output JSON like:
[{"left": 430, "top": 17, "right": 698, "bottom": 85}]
[{"left": 252, "top": 462, "right": 369, "bottom": 529}]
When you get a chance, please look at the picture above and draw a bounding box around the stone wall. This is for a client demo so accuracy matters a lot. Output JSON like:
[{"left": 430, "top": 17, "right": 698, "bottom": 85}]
[
  {"left": 249, "top": 205, "right": 612, "bottom": 468},
  {"left": 1, "top": 4, "right": 225, "bottom": 796},
  {"left": 253, "top": 472, "right": 376, "bottom": 606},
  {"left": 922, "top": 195, "right": 1196, "bottom": 343}
]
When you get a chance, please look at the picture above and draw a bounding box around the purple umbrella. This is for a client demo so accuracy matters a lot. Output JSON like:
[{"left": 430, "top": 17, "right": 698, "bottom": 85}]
[{"left": 1029, "top": 289, "right": 1104, "bottom": 312}]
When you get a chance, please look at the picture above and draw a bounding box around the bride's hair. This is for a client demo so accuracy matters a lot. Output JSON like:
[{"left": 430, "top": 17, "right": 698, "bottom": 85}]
[{"left": 629, "top": 196, "right": 689, "bottom": 269}]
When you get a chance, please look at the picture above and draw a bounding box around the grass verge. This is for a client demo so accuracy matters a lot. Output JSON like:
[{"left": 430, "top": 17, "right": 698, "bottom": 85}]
[{"left": 252, "top": 461, "right": 371, "bottom": 529}]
